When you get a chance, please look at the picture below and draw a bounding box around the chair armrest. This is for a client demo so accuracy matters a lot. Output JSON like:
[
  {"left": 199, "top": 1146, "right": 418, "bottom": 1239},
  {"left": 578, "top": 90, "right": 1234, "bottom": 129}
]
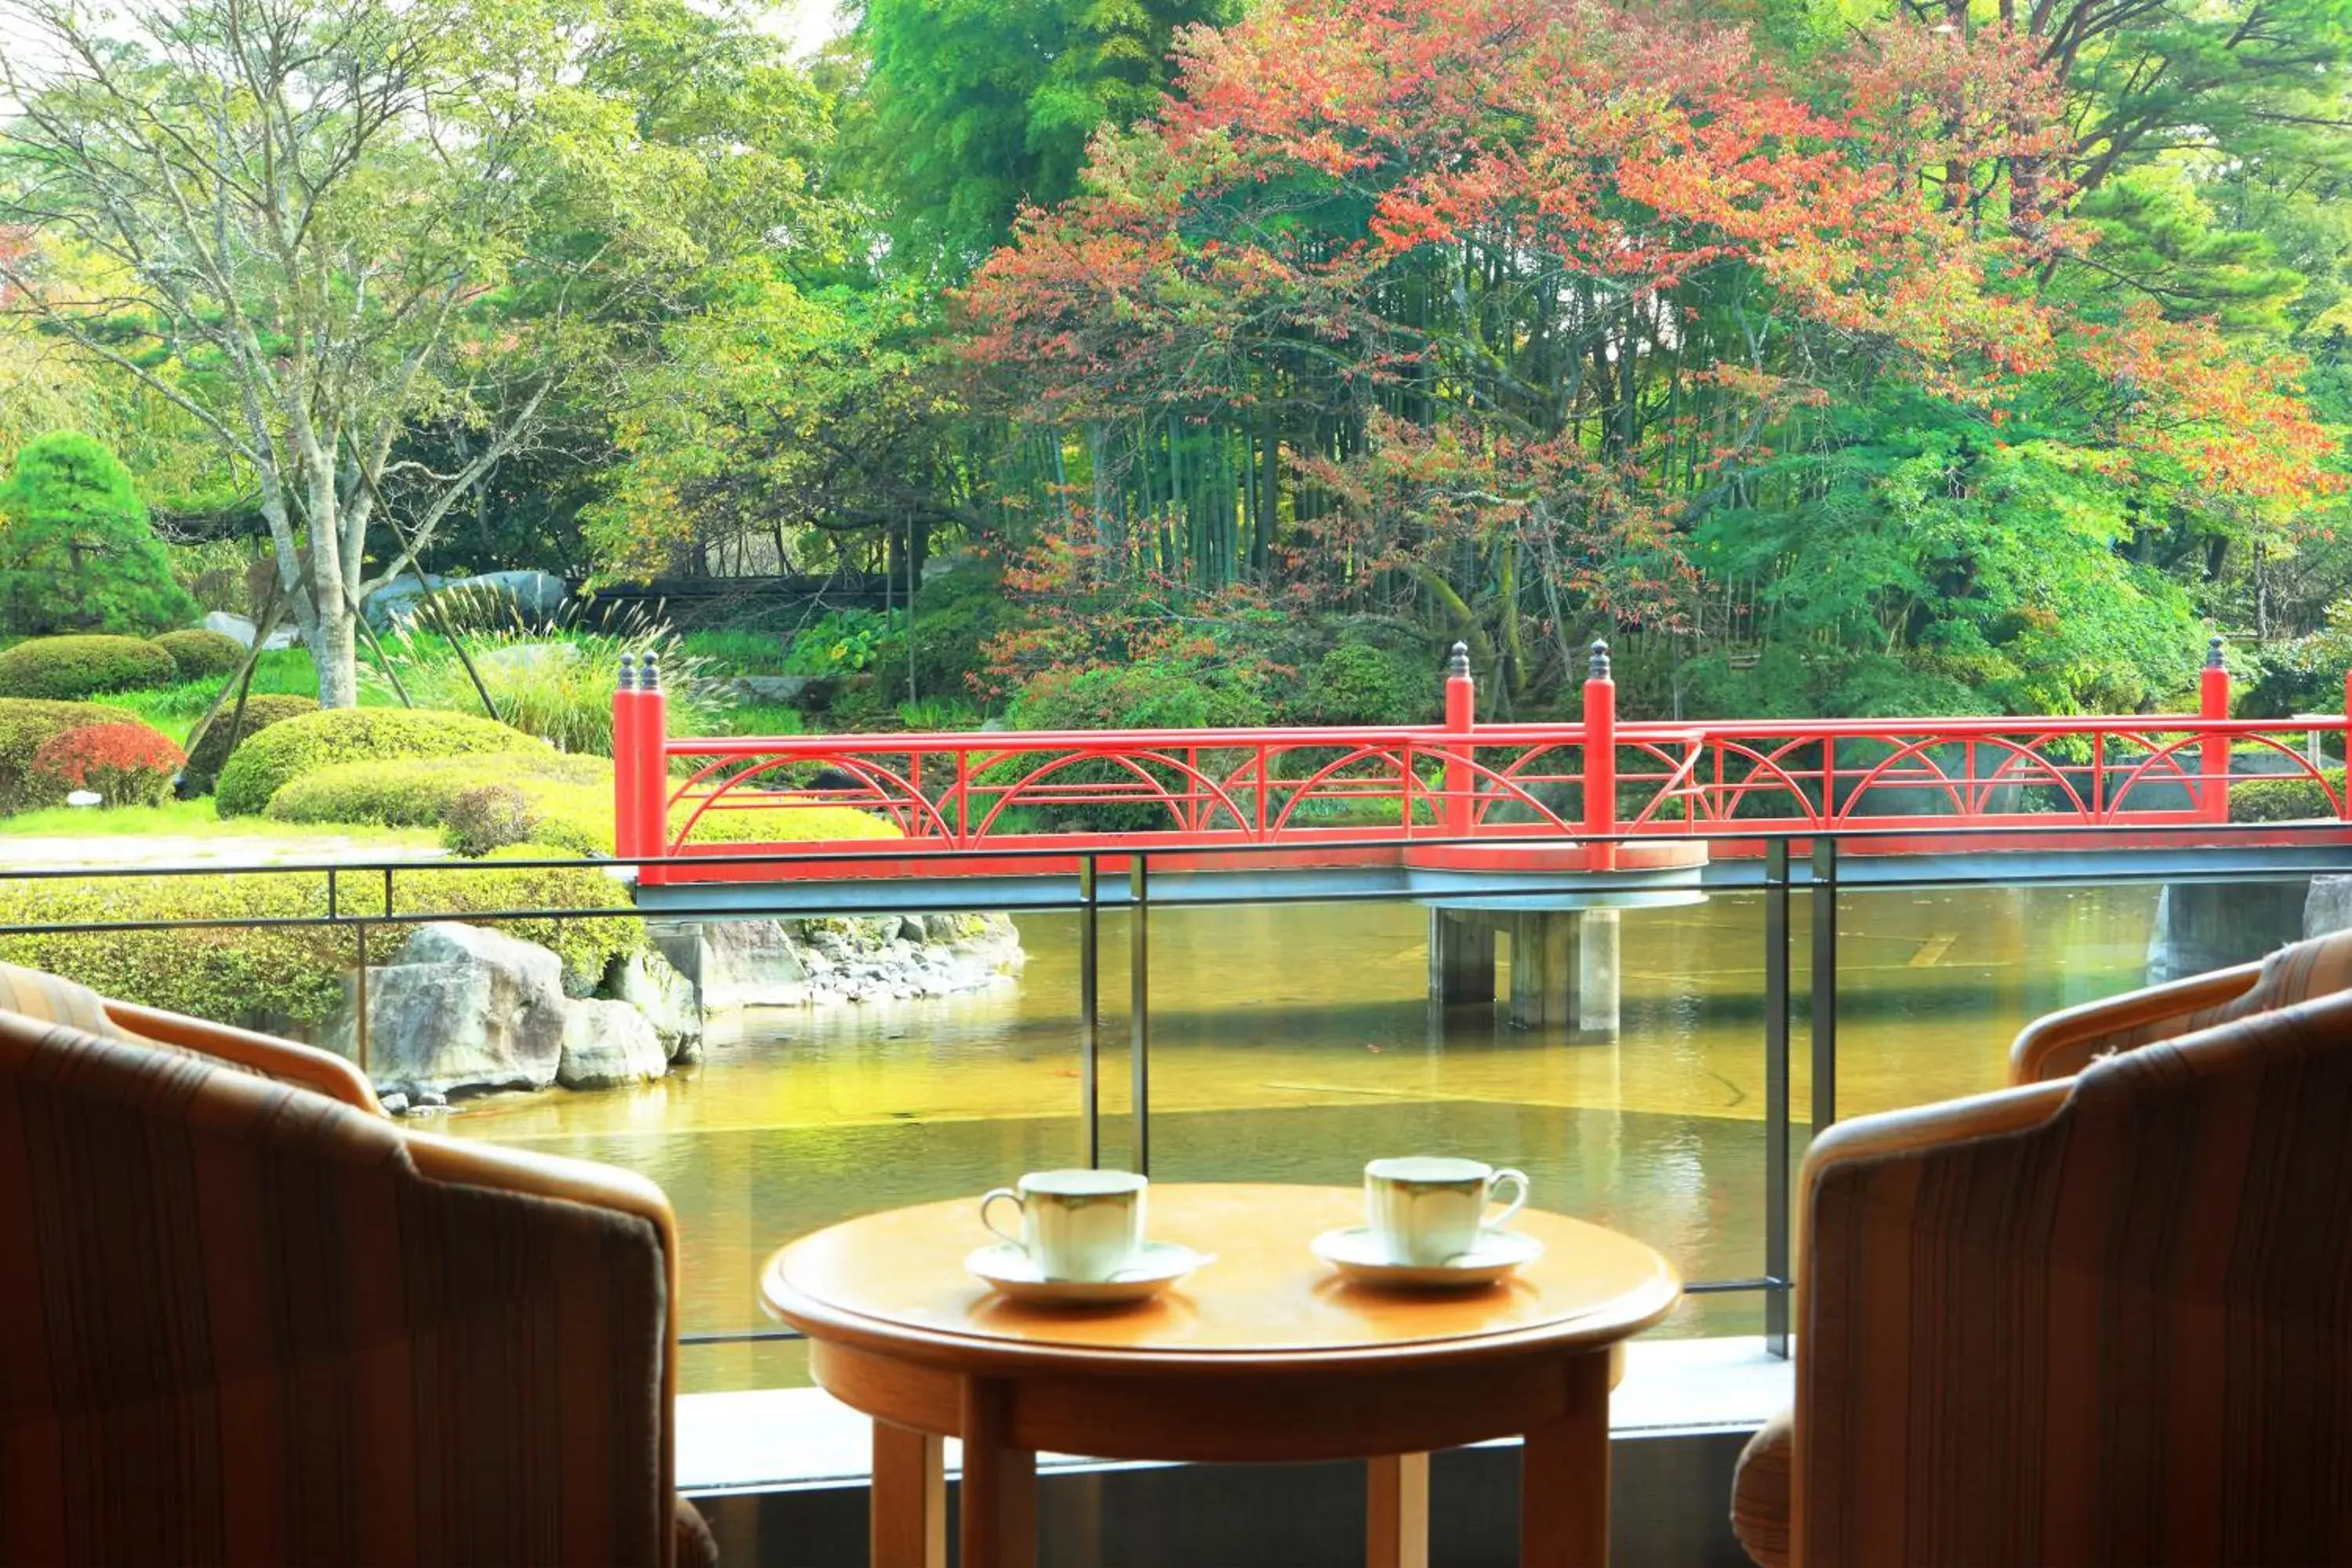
[
  {"left": 405, "top": 1131, "right": 684, "bottom": 1566},
  {"left": 105, "top": 1000, "right": 383, "bottom": 1113},
  {"left": 2005, "top": 961, "right": 2257, "bottom": 1085}
]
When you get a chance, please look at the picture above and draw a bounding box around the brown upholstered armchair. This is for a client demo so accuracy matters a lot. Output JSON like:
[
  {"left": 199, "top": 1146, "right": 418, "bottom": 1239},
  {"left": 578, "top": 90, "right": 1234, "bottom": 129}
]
[
  {"left": 1732, "top": 930, "right": 2352, "bottom": 1568},
  {"left": 0, "top": 967, "right": 714, "bottom": 1566}
]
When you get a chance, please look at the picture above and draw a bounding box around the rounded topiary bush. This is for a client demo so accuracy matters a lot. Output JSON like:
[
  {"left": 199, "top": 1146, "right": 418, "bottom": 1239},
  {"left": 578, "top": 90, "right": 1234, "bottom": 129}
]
[
  {"left": 215, "top": 707, "right": 550, "bottom": 817},
  {"left": 1292, "top": 643, "right": 1435, "bottom": 727},
  {"left": 441, "top": 782, "right": 541, "bottom": 857},
  {"left": 150, "top": 628, "right": 247, "bottom": 682},
  {"left": 180, "top": 693, "right": 319, "bottom": 795},
  {"left": 31, "top": 722, "right": 184, "bottom": 808},
  {"left": 0, "top": 634, "right": 178, "bottom": 700},
  {"left": 0, "top": 699, "right": 165, "bottom": 811},
  {"left": 264, "top": 750, "right": 606, "bottom": 829}
]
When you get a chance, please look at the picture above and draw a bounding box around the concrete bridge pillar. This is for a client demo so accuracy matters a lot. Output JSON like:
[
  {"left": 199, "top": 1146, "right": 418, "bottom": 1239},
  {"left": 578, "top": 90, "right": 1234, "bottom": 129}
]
[
  {"left": 1506, "top": 910, "right": 1620, "bottom": 1038},
  {"left": 1428, "top": 909, "right": 1497, "bottom": 1005},
  {"left": 1429, "top": 907, "right": 1621, "bottom": 1040}
]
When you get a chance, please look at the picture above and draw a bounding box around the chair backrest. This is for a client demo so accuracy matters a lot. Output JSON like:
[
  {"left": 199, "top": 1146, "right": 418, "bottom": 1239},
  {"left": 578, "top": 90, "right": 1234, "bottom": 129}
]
[
  {"left": 2011, "top": 925, "right": 2352, "bottom": 1083},
  {"left": 0, "top": 1011, "right": 676, "bottom": 1566},
  {"left": 1797, "top": 987, "right": 2352, "bottom": 1567}
]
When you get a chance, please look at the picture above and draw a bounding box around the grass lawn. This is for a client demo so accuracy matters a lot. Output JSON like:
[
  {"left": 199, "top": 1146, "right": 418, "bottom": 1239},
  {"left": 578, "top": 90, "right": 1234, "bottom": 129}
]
[
  {"left": 90, "top": 648, "right": 400, "bottom": 744},
  {"left": 0, "top": 797, "right": 441, "bottom": 845}
]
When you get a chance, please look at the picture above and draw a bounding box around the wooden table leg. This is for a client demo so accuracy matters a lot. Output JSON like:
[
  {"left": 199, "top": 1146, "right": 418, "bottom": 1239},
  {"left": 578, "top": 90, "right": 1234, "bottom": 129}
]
[
  {"left": 871, "top": 1421, "right": 945, "bottom": 1568},
  {"left": 1521, "top": 1352, "right": 1613, "bottom": 1568},
  {"left": 960, "top": 1377, "right": 1038, "bottom": 1568},
  {"left": 1367, "top": 1452, "right": 1431, "bottom": 1568}
]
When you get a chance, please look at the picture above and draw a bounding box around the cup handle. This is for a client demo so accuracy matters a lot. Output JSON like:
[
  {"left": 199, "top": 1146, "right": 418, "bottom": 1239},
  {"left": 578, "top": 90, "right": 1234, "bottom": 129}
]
[
  {"left": 1485, "top": 1167, "right": 1529, "bottom": 1232},
  {"left": 979, "top": 1187, "right": 1025, "bottom": 1247}
]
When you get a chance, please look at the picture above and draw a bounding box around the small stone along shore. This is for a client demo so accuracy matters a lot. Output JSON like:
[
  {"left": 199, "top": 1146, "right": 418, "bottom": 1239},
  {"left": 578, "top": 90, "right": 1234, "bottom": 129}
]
[{"left": 351, "top": 913, "right": 1024, "bottom": 1108}]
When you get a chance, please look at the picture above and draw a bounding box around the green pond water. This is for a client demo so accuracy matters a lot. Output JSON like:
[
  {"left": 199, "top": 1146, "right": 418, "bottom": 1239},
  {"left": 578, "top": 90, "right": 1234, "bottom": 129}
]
[{"left": 441, "top": 883, "right": 2164, "bottom": 1393}]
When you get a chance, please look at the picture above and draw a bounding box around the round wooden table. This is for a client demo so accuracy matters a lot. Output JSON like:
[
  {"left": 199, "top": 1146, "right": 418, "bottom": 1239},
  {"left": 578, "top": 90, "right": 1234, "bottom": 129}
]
[{"left": 760, "top": 1182, "right": 1680, "bottom": 1568}]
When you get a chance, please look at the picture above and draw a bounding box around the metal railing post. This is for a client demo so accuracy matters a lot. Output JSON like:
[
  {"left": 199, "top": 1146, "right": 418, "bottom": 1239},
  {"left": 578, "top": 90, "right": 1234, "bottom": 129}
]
[
  {"left": 1443, "top": 643, "right": 1475, "bottom": 838},
  {"left": 2339, "top": 668, "right": 2350, "bottom": 821},
  {"left": 1810, "top": 837, "right": 1838, "bottom": 1133},
  {"left": 1130, "top": 856, "right": 1150, "bottom": 1174},
  {"left": 2201, "top": 635, "right": 2230, "bottom": 823},
  {"left": 1764, "top": 838, "right": 1791, "bottom": 1358},
  {"left": 1584, "top": 641, "right": 1617, "bottom": 870},
  {"left": 1080, "top": 857, "right": 1100, "bottom": 1168}
]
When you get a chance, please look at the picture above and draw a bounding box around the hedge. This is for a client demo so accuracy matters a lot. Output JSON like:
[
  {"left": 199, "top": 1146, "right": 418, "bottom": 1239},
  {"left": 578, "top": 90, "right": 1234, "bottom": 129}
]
[
  {"left": 151, "top": 628, "right": 248, "bottom": 682},
  {"left": 2231, "top": 769, "right": 2347, "bottom": 824},
  {"left": 181, "top": 693, "right": 318, "bottom": 794},
  {"left": 216, "top": 707, "right": 549, "bottom": 817},
  {"left": 0, "top": 634, "right": 178, "bottom": 700},
  {"left": 266, "top": 750, "right": 607, "bottom": 831},
  {"left": 262, "top": 749, "right": 904, "bottom": 856},
  {"left": 0, "top": 858, "right": 644, "bottom": 1029},
  {"left": 0, "top": 698, "right": 172, "bottom": 812}
]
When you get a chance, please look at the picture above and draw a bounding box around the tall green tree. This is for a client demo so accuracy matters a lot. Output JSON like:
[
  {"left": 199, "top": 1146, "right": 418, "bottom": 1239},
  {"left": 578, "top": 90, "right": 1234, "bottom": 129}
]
[
  {"left": 0, "top": 432, "right": 196, "bottom": 635},
  {"left": 853, "top": 0, "right": 1236, "bottom": 276},
  {"left": 0, "top": 0, "right": 833, "bottom": 704}
]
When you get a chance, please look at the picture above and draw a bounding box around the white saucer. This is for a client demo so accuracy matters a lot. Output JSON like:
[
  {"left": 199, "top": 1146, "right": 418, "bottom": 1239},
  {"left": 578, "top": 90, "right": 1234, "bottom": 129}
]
[
  {"left": 965, "top": 1240, "right": 1210, "bottom": 1305},
  {"left": 1311, "top": 1225, "right": 1544, "bottom": 1288}
]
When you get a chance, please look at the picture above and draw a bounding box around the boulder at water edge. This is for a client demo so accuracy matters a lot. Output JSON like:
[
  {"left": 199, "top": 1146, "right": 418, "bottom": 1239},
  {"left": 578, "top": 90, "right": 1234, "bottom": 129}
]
[
  {"left": 557, "top": 999, "right": 670, "bottom": 1089},
  {"left": 606, "top": 948, "right": 703, "bottom": 1062},
  {"left": 356, "top": 922, "right": 570, "bottom": 1094}
]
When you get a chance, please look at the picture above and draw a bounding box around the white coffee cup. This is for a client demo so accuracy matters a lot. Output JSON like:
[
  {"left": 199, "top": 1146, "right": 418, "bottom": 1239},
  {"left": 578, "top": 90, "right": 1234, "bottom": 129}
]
[
  {"left": 1363, "top": 1156, "right": 1529, "bottom": 1266},
  {"left": 980, "top": 1169, "right": 1148, "bottom": 1283}
]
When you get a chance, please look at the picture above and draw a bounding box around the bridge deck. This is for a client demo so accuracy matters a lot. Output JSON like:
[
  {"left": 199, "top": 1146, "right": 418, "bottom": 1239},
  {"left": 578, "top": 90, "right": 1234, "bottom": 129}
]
[{"left": 628, "top": 840, "right": 2352, "bottom": 920}]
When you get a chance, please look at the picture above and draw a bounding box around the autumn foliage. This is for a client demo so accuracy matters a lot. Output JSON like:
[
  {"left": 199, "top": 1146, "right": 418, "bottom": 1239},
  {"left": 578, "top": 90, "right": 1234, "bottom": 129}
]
[
  {"left": 31, "top": 722, "right": 185, "bottom": 808},
  {"left": 959, "top": 0, "right": 2340, "bottom": 706}
]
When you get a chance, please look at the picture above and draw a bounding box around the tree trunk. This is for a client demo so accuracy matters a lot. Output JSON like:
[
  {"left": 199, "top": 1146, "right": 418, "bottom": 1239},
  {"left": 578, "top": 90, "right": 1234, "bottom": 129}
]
[{"left": 308, "top": 592, "right": 361, "bottom": 708}]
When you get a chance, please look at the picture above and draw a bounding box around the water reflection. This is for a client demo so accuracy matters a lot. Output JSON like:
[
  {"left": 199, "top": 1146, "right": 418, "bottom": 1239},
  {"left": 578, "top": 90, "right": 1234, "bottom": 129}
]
[{"left": 441, "top": 884, "right": 2161, "bottom": 1390}]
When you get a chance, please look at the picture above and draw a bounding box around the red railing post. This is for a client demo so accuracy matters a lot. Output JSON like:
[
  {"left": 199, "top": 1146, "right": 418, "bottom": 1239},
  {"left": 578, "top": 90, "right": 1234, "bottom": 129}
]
[
  {"left": 613, "top": 653, "right": 641, "bottom": 863},
  {"left": 637, "top": 655, "right": 670, "bottom": 884},
  {"left": 2201, "top": 634, "right": 2230, "bottom": 823},
  {"left": 2341, "top": 666, "right": 2352, "bottom": 821},
  {"left": 1584, "top": 640, "right": 1617, "bottom": 869},
  {"left": 1443, "top": 642, "right": 1475, "bottom": 837}
]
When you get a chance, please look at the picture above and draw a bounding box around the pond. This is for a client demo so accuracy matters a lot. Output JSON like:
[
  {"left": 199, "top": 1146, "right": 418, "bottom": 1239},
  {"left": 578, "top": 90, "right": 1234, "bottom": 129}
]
[{"left": 441, "top": 882, "right": 2161, "bottom": 1392}]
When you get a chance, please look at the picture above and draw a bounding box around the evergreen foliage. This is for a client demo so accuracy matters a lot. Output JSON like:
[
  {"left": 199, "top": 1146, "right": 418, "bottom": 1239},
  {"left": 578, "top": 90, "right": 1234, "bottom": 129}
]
[
  {"left": 0, "top": 434, "right": 195, "bottom": 636},
  {"left": 0, "top": 635, "right": 179, "bottom": 700}
]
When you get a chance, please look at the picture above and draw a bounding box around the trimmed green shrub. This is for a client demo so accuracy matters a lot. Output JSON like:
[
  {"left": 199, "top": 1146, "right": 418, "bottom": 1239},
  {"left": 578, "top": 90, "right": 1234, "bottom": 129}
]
[
  {"left": 0, "top": 864, "right": 644, "bottom": 1029},
  {"left": 0, "top": 698, "right": 163, "bottom": 811},
  {"left": 2231, "top": 769, "right": 2346, "bottom": 823},
  {"left": 1292, "top": 643, "right": 1434, "bottom": 727},
  {"left": 151, "top": 629, "right": 246, "bottom": 682},
  {"left": 180, "top": 693, "right": 319, "bottom": 795},
  {"left": 0, "top": 433, "right": 198, "bottom": 635},
  {"left": 0, "top": 634, "right": 178, "bottom": 700},
  {"left": 263, "top": 748, "right": 899, "bottom": 857},
  {"left": 1007, "top": 659, "right": 1272, "bottom": 731},
  {"left": 265, "top": 750, "right": 608, "bottom": 829},
  {"left": 216, "top": 707, "right": 548, "bottom": 817},
  {"left": 31, "top": 722, "right": 183, "bottom": 807}
]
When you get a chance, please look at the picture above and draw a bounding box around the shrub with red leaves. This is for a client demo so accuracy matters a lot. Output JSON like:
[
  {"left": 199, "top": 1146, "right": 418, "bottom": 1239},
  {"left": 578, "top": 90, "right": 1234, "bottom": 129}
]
[{"left": 31, "top": 722, "right": 186, "bottom": 808}]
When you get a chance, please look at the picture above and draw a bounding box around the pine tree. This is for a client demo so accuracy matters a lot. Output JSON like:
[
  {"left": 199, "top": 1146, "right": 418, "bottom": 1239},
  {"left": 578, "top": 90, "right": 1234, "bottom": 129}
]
[{"left": 0, "top": 433, "right": 197, "bottom": 636}]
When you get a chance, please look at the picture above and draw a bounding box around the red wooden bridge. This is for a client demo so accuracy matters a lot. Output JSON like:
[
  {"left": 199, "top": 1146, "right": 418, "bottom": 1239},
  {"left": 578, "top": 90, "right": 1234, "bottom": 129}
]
[{"left": 612, "top": 638, "right": 2352, "bottom": 898}]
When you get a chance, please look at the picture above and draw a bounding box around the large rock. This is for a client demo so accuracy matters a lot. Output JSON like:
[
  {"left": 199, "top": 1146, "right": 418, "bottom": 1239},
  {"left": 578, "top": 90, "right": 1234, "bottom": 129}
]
[
  {"left": 606, "top": 949, "right": 702, "bottom": 1062},
  {"left": 732, "top": 674, "right": 813, "bottom": 705},
  {"left": 198, "top": 610, "right": 295, "bottom": 651},
  {"left": 2307, "top": 876, "right": 2352, "bottom": 940},
  {"left": 366, "top": 569, "right": 568, "bottom": 630},
  {"left": 357, "top": 922, "right": 569, "bottom": 1094},
  {"left": 557, "top": 998, "right": 669, "bottom": 1089},
  {"left": 2147, "top": 880, "right": 2310, "bottom": 985},
  {"left": 646, "top": 913, "right": 1025, "bottom": 1013}
]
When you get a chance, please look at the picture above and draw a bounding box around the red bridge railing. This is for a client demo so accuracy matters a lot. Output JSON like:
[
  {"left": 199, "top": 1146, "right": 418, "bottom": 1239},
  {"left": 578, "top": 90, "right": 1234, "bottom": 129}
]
[{"left": 611, "top": 639, "right": 2352, "bottom": 886}]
